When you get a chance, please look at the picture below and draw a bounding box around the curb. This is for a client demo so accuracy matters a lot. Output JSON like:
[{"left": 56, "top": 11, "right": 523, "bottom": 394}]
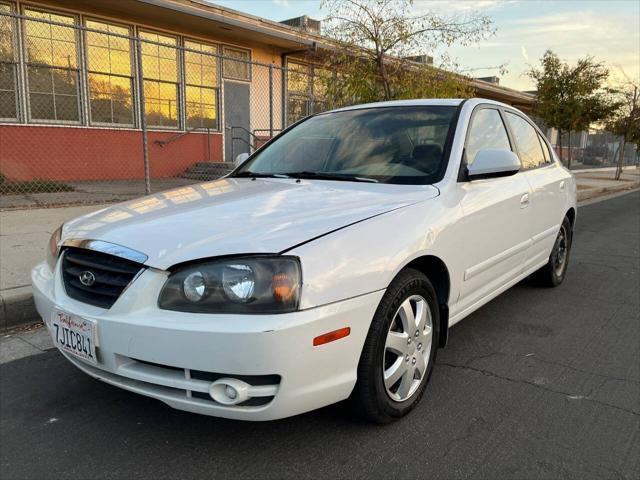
[
  {"left": 572, "top": 166, "right": 639, "bottom": 174},
  {"left": 577, "top": 183, "right": 640, "bottom": 202},
  {"left": 0, "top": 286, "right": 40, "bottom": 332}
]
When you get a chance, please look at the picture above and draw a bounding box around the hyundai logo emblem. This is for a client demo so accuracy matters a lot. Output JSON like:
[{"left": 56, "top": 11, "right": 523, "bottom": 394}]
[{"left": 79, "top": 271, "right": 96, "bottom": 287}]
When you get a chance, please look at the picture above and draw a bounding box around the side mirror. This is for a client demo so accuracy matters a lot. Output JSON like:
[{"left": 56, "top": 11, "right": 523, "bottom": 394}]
[
  {"left": 234, "top": 152, "right": 250, "bottom": 166},
  {"left": 467, "top": 149, "right": 521, "bottom": 180}
]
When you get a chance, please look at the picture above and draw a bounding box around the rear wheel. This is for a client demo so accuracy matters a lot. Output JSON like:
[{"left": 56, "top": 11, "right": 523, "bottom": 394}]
[
  {"left": 533, "top": 216, "right": 573, "bottom": 287},
  {"left": 352, "top": 269, "right": 439, "bottom": 423}
]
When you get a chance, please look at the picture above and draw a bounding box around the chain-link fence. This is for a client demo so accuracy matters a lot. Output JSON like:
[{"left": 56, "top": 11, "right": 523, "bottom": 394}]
[
  {"left": 554, "top": 129, "right": 639, "bottom": 170},
  {"left": 0, "top": 9, "right": 298, "bottom": 209},
  {"left": 2, "top": 10, "right": 638, "bottom": 209},
  {"left": 532, "top": 119, "right": 639, "bottom": 171}
]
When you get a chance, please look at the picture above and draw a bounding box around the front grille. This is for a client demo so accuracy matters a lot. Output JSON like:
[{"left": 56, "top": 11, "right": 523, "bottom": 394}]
[{"left": 61, "top": 247, "right": 144, "bottom": 308}]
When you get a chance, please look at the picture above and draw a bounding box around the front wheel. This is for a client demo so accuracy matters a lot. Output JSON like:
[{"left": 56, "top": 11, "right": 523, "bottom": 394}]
[
  {"left": 352, "top": 269, "right": 439, "bottom": 423},
  {"left": 533, "top": 216, "right": 573, "bottom": 287}
]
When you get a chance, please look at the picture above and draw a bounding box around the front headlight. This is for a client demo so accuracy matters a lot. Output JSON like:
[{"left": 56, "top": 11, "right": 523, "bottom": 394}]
[
  {"left": 158, "top": 256, "right": 301, "bottom": 314},
  {"left": 46, "top": 224, "right": 63, "bottom": 271}
]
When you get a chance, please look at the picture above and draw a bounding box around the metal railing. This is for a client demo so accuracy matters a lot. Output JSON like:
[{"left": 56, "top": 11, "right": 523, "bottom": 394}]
[
  {"left": 227, "top": 126, "right": 282, "bottom": 160},
  {"left": 154, "top": 127, "right": 217, "bottom": 163}
]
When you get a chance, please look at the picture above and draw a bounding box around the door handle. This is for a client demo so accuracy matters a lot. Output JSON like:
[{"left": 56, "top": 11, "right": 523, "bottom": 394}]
[
  {"left": 559, "top": 180, "right": 565, "bottom": 191},
  {"left": 520, "top": 193, "right": 530, "bottom": 208}
]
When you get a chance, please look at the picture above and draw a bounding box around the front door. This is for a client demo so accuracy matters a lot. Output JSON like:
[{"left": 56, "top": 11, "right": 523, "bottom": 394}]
[
  {"left": 453, "top": 107, "right": 533, "bottom": 316},
  {"left": 224, "top": 81, "right": 250, "bottom": 162}
]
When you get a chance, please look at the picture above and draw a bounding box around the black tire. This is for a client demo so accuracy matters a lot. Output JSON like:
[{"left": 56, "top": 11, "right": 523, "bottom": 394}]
[
  {"left": 533, "top": 216, "right": 573, "bottom": 287},
  {"left": 352, "top": 268, "right": 439, "bottom": 424}
]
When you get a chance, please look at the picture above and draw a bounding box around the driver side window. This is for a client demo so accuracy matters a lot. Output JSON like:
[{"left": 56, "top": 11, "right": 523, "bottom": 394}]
[{"left": 465, "top": 108, "right": 511, "bottom": 166}]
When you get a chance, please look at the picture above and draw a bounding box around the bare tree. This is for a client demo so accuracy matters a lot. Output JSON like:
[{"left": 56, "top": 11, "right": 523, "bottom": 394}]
[
  {"left": 319, "top": 0, "right": 494, "bottom": 104},
  {"left": 607, "top": 81, "right": 640, "bottom": 180}
]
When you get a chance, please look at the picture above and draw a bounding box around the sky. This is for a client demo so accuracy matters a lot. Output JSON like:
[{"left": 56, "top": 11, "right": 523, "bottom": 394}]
[{"left": 211, "top": 0, "right": 640, "bottom": 92}]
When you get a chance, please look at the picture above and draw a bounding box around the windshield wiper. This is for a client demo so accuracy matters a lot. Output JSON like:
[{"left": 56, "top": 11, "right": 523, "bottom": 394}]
[
  {"left": 234, "top": 170, "right": 378, "bottom": 183},
  {"left": 286, "top": 171, "right": 379, "bottom": 183},
  {"left": 233, "top": 171, "right": 291, "bottom": 179}
]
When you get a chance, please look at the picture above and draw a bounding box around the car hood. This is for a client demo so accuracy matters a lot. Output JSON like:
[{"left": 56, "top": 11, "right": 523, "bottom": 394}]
[{"left": 62, "top": 178, "right": 438, "bottom": 270}]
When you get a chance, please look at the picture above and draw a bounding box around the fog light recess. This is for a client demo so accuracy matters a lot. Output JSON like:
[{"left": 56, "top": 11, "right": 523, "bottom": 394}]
[{"left": 209, "top": 378, "right": 251, "bottom": 405}]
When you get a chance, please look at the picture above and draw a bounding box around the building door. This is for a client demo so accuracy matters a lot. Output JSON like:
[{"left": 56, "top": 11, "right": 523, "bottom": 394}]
[{"left": 224, "top": 81, "right": 251, "bottom": 162}]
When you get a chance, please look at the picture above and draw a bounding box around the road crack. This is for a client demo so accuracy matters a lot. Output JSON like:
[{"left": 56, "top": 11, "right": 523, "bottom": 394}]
[
  {"left": 438, "top": 416, "right": 488, "bottom": 460},
  {"left": 456, "top": 350, "right": 640, "bottom": 386},
  {"left": 437, "top": 361, "right": 640, "bottom": 417}
]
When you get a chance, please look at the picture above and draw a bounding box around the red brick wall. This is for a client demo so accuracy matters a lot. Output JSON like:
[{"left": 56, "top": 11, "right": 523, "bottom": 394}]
[{"left": 0, "top": 125, "right": 223, "bottom": 181}]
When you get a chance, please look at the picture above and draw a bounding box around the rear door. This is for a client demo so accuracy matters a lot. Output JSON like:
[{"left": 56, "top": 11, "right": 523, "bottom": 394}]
[
  {"left": 455, "top": 106, "right": 533, "bottom": 315},
  {"left": 503, "top": 111, "right": 566, "bottom": 271}
]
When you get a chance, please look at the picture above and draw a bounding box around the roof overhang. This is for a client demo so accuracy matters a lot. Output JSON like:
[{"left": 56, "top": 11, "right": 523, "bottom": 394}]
[
  {"left": 471, "top": 80, "right": 535, "bottom": 110},
  {"left": 135, "top": 0, "right": 328, "bottom": 50}
]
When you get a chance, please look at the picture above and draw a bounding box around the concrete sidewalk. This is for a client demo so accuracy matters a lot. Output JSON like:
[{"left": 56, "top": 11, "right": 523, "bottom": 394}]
[
  {"left": 0, "top": 204, "right": 100, "bottom": 330},
  {"left": 0, "top": 322, "right": 52, "bottom": 364},
  {"left": 1, "top": 168, "right": 638, "bottom": 330},
  {"left": 574, "top": 167, "right": 640, "bottom": 201},
  {"left": 0, "top": 178, "right": 195, "bottom": 210}
]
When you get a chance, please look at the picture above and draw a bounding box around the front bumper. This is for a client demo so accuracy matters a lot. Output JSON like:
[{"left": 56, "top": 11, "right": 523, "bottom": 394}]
[{"left": 32, "top": 261, "right": 383, "bottom": 420}]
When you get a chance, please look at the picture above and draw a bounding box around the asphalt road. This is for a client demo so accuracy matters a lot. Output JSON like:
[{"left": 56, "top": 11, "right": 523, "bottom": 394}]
[{"left": 1, "top": 191, "right": 639, "bottom": 480}]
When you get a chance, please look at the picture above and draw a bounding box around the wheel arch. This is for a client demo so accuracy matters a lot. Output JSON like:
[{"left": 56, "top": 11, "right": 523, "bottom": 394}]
[
  {"left": 566, "top": 207, "right": 576, "bottom": 227},
  {"left": 403, "top": 255, "right": 451, "bottom": 348}
]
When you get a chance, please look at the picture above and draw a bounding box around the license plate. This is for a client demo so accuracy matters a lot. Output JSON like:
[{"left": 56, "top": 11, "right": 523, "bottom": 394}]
[{"left": 51, "top": 310, "right": 97, "bottom": 364}]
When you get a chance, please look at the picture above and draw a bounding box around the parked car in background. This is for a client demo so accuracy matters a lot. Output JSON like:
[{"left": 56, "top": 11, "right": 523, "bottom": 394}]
[{"left": 32, "top": 98, "right": 576, "bottom": 423}]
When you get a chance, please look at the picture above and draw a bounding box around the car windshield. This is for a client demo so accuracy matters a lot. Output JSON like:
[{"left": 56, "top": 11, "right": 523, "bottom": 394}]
[{"left": 233, "top": 106, "right": 458, "bottom": 184}]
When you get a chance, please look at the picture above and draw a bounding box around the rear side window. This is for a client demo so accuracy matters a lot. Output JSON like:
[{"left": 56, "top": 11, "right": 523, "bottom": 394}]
[
  {"left": 537, "top": 132, "right": 552, "bottom": 164},
  {"left": 465, "top": 108, "right": 511, "bottom": 166},
  {"left": 504, "top": 112, "right": 547, "bottom": 169}
]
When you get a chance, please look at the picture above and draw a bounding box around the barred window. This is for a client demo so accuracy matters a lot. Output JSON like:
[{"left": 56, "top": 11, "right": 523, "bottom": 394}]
[
  {"left": 312, "top": 67, "right": 331, "bottom": 113},
  {"left": 0, "top": 3, "right": 18, "bottom": 120},
  {"left": 23, "top": 8, "right": 80, "bottom": 123},
  {"left": 139, "top": 30, "right": 179, "bottom": 128},
  {"left": 286, "top": 61, "right": 328, "bottom": 125},
  {"left": 287, "top": 61, "right": 310, "bottom": 95},
  {"left": 184, "top": 40, "right": 218, "bottom": 129},
  {"left": 222, "top": 46, "right": 250, "bottom": 81},
  {"left": 85, "top": 20, "right": 134, "bottom": 126},
  {"left": 286, "top": 61, "right": 310, "bottom": 125}
]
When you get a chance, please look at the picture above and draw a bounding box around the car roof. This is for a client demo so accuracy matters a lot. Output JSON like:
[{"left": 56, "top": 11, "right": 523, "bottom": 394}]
[{"left": 326, "top": 97, "right": 518, "bottom": 114}]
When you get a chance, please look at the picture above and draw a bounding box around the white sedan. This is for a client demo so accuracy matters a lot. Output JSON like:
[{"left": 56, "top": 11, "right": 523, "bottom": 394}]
[{"left": 32, "top": 98, "right": 576, "bottom": 423}]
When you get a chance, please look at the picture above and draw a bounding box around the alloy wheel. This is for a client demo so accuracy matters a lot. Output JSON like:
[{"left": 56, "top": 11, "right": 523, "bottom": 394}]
[
  {"left": 553, "top": 224, "right": 569, "bottom": 277},
  {"left": 383, "top": 295, "right": 433, "bottom": 402}
]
